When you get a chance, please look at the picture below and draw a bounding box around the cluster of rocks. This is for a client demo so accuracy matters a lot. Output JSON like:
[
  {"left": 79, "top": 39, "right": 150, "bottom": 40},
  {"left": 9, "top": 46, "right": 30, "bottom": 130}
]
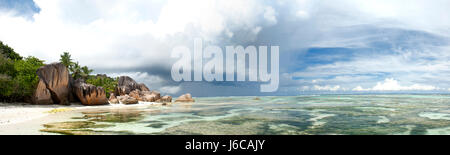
[
  {"left": 115, "top": 76, "right": 150, "bottom": 95},
  {"left": 31, "top": 62, "right": 195, "bottom": 106},
  {"left": 72, "top": 79, "right": 109, "bottom": 105},
  {"left": 31, "top": 63, "right": 109, "bottom": 105},
  {"left": 108, "top": 76, "right": 175, "bottom": 105}
]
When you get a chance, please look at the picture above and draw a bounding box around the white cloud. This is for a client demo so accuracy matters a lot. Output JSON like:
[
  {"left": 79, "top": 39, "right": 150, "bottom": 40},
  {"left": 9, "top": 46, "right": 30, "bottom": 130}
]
[
  {"left": 287, "top": 42, "right": 450, "bottom": 91},
  {"left": 0, "top": 0, "right": 278, "bottom": 70},
  {"left": 108, "top": 72, "right": 165, "bottom": 88},
  {"left": 296, "top": 10, "right": 309, "bottom": 19},
  {"left": 3, "top": 0, "right": 447, "bottom": 70},
  {"left": 106, "top": 71, "right": 183, "bottom": 95},
  {"left": 2, "top": 0, "right": 450, "bottom": 94},
  {"left": 263, "top": 6, "right": 277, "bottom": 24},
  {"left": 298, "top": 86, "right": 310, "bottom": 91},
  {"left": 312, "top": 85, "right": 341, "bottom": 91},
  {"left": 353, "top": 78, "right": 437, "bottom": 91},
  {"left": 160, "top": 86, "right": 181, "bottom": 94},
  {"left": 352, "top": 86, "right": 369, "bottom": 91}
]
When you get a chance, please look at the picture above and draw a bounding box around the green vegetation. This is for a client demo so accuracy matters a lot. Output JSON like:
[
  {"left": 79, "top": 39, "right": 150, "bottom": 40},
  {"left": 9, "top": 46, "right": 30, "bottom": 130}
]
[
  {"left": 0, "top": 40, "right": 119, "bottom": 103},
  {"left": 69, "top": 61, "right": 81, "bottom": 79},
  {"left": 0, "top": 53, "right": 15, "bottom": 99},
  {"left": 0, "top": 41, "right": 22, "bottom": 61},
  {"left": 59, "top": 51, "right": 119, "bottom": 97},
  {"left": 59, "top": 52, "right": 94, "bottom": 80},
  {"left": 81, "top": 66, "right": 93, "bottom": 80},
  {"left": 13, "top": 56, "right": 45, "bottom": 99},
  {"left": 59, "top": 52, "right": 73, "bottom": 68},
  {"left": 0, "top": 41, "right": 45, "bottom": 102},
  {"left": 86, "top": 75, "right": 118, "bottom": 98},
  {"left": 59, "top": 51, "right": 117, "bottom": 97}
]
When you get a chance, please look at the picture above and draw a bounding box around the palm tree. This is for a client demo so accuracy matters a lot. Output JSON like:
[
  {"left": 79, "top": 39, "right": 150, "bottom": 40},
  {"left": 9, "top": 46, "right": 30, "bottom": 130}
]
[
  {"left": 81, "top": 66, "right": 93, "bottom": 80},
  {"left": 70, "top": 61, "right": 82, "bottom": 80},
  {"left": 59, "top": 52, "right": 73, "bottom": 68}
]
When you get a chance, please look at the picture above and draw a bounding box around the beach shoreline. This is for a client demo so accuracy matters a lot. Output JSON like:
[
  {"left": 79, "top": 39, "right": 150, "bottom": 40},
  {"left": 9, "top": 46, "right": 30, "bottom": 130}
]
[
  {"left": 0, "top": 102, "right": 163, "bottom": 127},
  {"left": 0, "top": 102, "right": 74, "bottom": 126}
]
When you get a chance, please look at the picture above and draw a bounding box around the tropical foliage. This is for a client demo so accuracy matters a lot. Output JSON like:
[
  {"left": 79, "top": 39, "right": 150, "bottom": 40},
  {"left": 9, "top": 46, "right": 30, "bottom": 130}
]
[
  {"left": 59, "top": 52, "right": 94, "bottom": 80},
  {"left": 81, "top": 66, "right": 93, "bottom": 80},
  {"left": 0, "top": 53, "right": 15, "bottom": 99},
  {"left": 12, "top": 56, "right": 45, "bottom": 99},
  {"left": 0, "top": 41, "right": 22, "bottom": 61},
  {"left": 60, "top": 51, "right": 118, "bottom": 97},
  {"left": 0, "top": 45, "right": 44, "bottom": 102},
  {"left": 59, "top": 52, "right": 73, "bottom": 68},
  {"left": 86, "top": 75, "right": 118, "bottom": 98},
  {"left": 1, "top": 40, "right": 117, "bottom": 103}
]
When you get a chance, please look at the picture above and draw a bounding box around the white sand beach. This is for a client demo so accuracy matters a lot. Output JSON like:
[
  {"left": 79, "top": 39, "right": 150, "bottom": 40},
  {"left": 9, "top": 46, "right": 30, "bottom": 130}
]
[
  {"left": 0, "top": 102, "right": 85, "bottom": 126},
  {"left": 0, "top": 102, "right": 85, "bottom": 135},
  {"left": 0, "top": 101, "right": 166, "bottom": 134},
  {"left": 0, "top": 102, "right": 165, "bottom": 126}
]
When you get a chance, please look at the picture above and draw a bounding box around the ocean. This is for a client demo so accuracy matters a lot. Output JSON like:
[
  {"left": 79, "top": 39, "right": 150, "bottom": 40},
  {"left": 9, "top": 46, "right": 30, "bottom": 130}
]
[{"left": 38, "top": 95, "right": 450, "bottom": 135}]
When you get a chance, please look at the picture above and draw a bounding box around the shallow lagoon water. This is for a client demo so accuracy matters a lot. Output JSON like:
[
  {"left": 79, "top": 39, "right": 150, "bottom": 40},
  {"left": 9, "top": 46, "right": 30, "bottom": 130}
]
[{"left": 39, "top": 95, "right": 450, "bottom": 135}]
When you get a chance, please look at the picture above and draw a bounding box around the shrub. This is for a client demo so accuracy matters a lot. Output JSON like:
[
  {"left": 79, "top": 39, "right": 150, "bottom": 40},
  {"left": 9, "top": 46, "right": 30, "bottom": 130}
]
[
  {"left": 0, "top": 53, "right": 44, "bottom": 102},
  {"left": 0, "top": 74, "right": 14, "bottom": 99},
  {"left": 0, "top": 41, "right": 22, "bottom": 61},
  {"left": 0, "top": 53, "right": 16, "bottom": 101},
  {"left": 86, "top": 75, "right": 118, "bottom": 98},
  {"left": 13, "top": 56, "right": 45, "bottom": 99}
]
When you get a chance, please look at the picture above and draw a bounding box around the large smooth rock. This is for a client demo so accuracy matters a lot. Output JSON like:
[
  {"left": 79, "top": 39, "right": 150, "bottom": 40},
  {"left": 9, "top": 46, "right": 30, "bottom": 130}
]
[
  {"left": 115, "top": 76, "right": 150, "bottom": 96},
  {"left": 109, "top": 93, "right": 119, "bottom": 104},
  {"left": 31, "top": 79, "right": 53, "bottom": 104},
  {"left": 138, "top": 83, "right": 150, "bottom": 91},
  {"left": 117, "top": 95, "right": 138, "bottom": 105},
  {"left": 68, "top": 76, "right": 79, "bottom": 102},
  {"left": 140, "top": 91, "right": 161, "bottom": 102},
  {"left": 141, "top": 94, "right": 156, "bottom": 102},
  {"left": 129, "top": 89, "right": 141, "bottom": 101},
  {"left": 175, "top": 93, "right": 195, "bottom": 102},
  {"left": 35, "top": 63, "right": 70, "bottom": 105},
  {"left": 149, "top": 91, "right": 161, "bottom": 100},
  {"left": 72, "top": 79, "right": 109, "bottom": 105},
  {"left": 157, "top": 95, "right": 172, "bottom": 103}
]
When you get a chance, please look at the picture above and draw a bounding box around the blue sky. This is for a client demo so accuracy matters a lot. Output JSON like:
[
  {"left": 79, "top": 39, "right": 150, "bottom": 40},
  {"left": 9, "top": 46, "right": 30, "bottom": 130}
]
[
  {"left": 0, "top": 0, "right": 39, "bottom": 19},
  {"left": 1, "top": 0, "right": 450, "bottom": 96}
]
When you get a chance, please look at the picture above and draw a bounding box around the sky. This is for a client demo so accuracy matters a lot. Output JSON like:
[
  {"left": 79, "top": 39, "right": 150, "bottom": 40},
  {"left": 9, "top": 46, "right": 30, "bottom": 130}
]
[{"left": 1, "top": 0, "right": 450, "bottom": 96}]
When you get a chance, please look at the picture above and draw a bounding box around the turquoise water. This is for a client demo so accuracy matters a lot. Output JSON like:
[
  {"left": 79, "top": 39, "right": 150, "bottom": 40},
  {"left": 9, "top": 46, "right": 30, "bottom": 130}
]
[{"left": 40, "top": 95, "right": 450, "bottom": 135}]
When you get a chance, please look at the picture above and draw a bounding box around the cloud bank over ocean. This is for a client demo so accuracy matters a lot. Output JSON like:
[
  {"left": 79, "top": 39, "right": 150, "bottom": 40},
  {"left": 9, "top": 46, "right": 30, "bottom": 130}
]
[{"left": 1, "top": 0, "right": 450, "bottom": 96}]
